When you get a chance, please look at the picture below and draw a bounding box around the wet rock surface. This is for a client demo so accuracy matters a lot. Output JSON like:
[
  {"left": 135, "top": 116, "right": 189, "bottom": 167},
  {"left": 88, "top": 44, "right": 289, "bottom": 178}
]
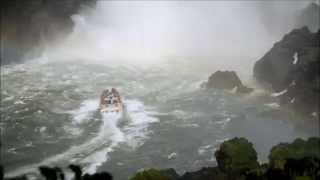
[
  {"left": 253, "top": 27, "right": 320, "bottom": 117},
  {"left": 206, "top": 71, "right": 253, "bottom": 94},
  {"left": 1, "top": 0, "right": 96, "bottom": 65}
]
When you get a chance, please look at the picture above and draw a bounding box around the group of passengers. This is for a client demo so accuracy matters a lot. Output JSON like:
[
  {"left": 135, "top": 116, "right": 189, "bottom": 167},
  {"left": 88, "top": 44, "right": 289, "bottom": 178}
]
[{"left": 100, "top": 88, "right": 121, "bottom": 106}]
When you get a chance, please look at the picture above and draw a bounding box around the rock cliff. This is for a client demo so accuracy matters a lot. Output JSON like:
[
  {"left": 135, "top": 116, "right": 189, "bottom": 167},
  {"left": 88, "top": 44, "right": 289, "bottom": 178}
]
[
  {"left": 1, "top": 0, "right": 96, "bottom": 65},
  {"left": 253, "top": 26, "right": 320, "bottom": 117}
]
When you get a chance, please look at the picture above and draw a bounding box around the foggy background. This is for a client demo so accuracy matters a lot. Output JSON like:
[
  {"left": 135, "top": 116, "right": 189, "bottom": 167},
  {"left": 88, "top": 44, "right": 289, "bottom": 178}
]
[{"left": 43, "top": 0, "right": 316, "bottom": 67}]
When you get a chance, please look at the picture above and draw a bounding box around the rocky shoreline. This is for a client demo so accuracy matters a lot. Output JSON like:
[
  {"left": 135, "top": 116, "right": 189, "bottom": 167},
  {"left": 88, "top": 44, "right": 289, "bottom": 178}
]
[{"left": 203, "top": 24, "right": 319, "bottom": 123}]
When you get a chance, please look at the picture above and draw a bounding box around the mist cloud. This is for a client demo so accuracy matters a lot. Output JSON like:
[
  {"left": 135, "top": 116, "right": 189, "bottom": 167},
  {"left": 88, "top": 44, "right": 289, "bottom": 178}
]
[{"left": 44, "top": 1, "right": 314, "bottom": 66}]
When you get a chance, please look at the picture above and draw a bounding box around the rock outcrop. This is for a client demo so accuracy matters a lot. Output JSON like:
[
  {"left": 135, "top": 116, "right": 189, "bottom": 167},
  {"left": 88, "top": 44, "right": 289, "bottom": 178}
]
[
  {"left": 1, "top": 0, "right": 96, "bottom": 65},
  {"left": 254, "top": 26, "right": 320, "bottom": 117},
  {"left": 253, "top": 26, "right": 319, "bottom": 90},
  {"left": 206, "top": 71, "right": 253, "bottom": 94}
]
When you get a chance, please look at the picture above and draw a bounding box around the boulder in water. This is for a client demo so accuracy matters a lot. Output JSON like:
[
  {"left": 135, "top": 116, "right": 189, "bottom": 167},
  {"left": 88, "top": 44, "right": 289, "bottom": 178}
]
[
  {"left": 1, "top": 0, "right": 97, "bottom": 65},
  {"left": 206, "top": 71, "right": 253, "bottom": 94}
]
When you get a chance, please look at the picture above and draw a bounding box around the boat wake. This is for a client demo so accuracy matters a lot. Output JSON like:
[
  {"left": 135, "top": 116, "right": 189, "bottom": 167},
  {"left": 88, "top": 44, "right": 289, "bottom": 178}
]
[{"left": 6, "top": 99, "right": 158, "bottom": 178}]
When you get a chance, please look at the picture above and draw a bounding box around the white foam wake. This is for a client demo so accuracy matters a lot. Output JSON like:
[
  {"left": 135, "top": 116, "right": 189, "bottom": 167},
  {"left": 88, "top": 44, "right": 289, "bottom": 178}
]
[
  {"left": 81, "top": 112, "right": 125, "bottom": 174},
  {"left": 79, "top": 99, "right": 159, "bottom": 173},
  {"left": 123, "top": 99, "right": 159, "bottom": 148},
  {"left": 5, "top": 99, "right": 159, "bottom": 178},
  {"left": 6, "top": 102, "right": 123, "bottom": 177},
  {"left": 67, "top": 99, "right": 99, "bottom": 124}
]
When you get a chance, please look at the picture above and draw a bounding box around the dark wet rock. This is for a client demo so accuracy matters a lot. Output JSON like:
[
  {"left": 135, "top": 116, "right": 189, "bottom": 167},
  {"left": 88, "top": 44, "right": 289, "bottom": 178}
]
[
  {"left": 69, "top": 164, "right": 82, "bottom": 180},
  {"left": 1, "top": 165, "right": 3, "bottom": 180},
  {"left": 206, "top": 71, "right": 253, "bottom": 94},
  {"left": 253, "top": 26, "right": 320, "bottom": 117},
  {"left": 253, "top": 26, "right": 319, "bottom": 90},
  {"left": 280, "top": 60, "right": 320, "bottom": 116},
  {"left": 39, "top": 166, "right": 58, "bottom": 180},
  {"left": 1, "top": 0, "right": 96, "bottom": 65},
  {"left": 83, "top": 172, "right": 113, "bottom": 180},
  {"left": 207, "top": 71, "right": 242, "bottom": 89},
  {"left": 236, "top": 86, "right": 254, "bottom": 94}
]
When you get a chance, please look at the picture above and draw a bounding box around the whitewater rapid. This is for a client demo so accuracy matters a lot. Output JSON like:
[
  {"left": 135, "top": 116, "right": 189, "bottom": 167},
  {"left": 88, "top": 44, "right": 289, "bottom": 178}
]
[
  {"left": 2, "top": 59, "right": 316, "bottom": 180},
  {"left": 5, "top": 99, "right": 159, "bottom": 178}
]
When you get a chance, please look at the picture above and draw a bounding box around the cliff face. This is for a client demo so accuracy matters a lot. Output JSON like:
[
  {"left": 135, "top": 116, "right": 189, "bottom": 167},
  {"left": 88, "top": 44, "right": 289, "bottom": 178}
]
[
  {"left": 1, "top": 0, "right": 96, "bottom": 65},
  {"left": 253, "top": 2, "right": 320, "bottom": 118},
  {"left": 253, "top": 26, "right": 320, "bottom": 117},
  {"left": 254, "top": 27, "right": 319, "bottom": 90}
]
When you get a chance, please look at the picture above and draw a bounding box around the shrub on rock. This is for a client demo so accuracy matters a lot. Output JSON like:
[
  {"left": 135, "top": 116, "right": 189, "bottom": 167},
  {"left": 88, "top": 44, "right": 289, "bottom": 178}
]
[
  {"left": 129, "top": 169, "right": 170, "bottom": 180},
  {"left": 269, "top": 137, "right": 320, "bottom": 169},
  {"left": 214, "top": 137, "right": 259, "bottom": 174}
]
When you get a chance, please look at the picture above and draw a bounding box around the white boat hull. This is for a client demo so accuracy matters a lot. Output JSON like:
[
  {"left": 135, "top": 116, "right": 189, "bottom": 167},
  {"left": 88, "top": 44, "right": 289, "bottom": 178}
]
[{"left": 100, "top": 104, "right": 124, "bottom": 113}]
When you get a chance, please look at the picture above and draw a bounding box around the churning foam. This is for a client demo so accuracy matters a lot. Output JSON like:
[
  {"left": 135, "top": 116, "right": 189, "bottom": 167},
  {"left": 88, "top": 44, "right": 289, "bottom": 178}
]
[
  {"left": 68, "top": 99, "right": 99, "bottom": 124},
  {"left": 81, "top": 112, "right": 125, "bottom": 174},
  {"left": 122, "top": 99, "right": 159, "bottom": 149},
  {"left": 5, "top": 98, "right": 159, "bottom": 178}
]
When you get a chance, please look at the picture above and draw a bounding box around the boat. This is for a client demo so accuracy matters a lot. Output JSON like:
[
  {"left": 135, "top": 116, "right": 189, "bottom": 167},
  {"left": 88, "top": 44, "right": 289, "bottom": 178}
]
[{"left": 99, "top": 88, "right": 124, "bottom": 113}]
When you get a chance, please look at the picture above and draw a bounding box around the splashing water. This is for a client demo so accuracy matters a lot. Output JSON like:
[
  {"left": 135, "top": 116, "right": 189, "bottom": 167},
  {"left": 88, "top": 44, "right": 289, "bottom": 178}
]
[{"left": 5, "top": 98, "right": 159, "bottom": 178}]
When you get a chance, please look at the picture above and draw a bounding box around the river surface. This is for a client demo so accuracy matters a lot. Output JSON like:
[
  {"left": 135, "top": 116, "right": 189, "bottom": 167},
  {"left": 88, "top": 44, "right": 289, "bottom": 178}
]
[{"left": 1, "top": 59, "right": 317, "bottom": 179}]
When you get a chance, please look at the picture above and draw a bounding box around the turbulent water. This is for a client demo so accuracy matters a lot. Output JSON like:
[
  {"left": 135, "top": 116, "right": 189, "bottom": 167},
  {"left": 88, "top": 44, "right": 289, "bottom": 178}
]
[{"left": 1, "top": 58, "right": 317, "bottom": 180}]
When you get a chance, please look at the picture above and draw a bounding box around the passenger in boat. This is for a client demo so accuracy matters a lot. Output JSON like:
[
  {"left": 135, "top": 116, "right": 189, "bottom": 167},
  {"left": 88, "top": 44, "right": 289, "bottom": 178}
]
[
  {"left": 113, "top": 88, "right": 122, "bottom": 103},
  {"left": 100, "top": 89, "right": 112, "bottom": 106},
  {"left": 111, "top": 88, "right": 117, "bottom": 96}
]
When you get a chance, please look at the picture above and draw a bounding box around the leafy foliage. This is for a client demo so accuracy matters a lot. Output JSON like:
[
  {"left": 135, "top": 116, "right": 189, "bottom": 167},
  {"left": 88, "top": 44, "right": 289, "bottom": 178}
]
[
  {"left": 214, "top": 137, "right": 259, "bottom": 173},
  {"left": 3, "top": 137, "right": 320, "bottom": 180},
  {"left": 129, "top": 169, "right": 170, "bottom": 180},
  {"left": 269, "top": 137, "right": 320, "bottom": 169}
]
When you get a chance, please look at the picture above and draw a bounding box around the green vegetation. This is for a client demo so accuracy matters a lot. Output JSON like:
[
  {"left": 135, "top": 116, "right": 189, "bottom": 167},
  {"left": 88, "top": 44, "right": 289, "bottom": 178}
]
[
  {"left": 129, "top": 169, "right": 170, "bottom": 180},
  {"left": 269, "top": 137, "right": 320, "bottom": 169},
  {"left": 130, "top": 137, "right": 320, "bottom": 180},
  {"left": 215, "top": 137, "right": 259, "bottom": 173},
  {"left": 3, "top": 137, "right": 320, "bottom": 180}
]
